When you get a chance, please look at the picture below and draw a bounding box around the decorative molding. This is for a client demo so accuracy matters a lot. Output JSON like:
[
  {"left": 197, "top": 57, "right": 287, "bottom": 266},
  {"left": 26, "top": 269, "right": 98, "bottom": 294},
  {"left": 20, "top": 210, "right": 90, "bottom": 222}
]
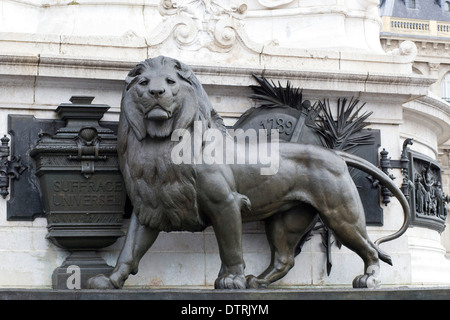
[
  {"left": 403, "top": 95, "right": 450, "bottom": 145},
  {"left": 155, "top": 0, "right": 247, "bottom": 52},
  {"left": 0, "top": 53, "right": 435, "bottom": 90},
  {"left": 429, "top": 62, "right": 441, "bottom": 72},
  {"left": 380, "top": 37, "right": 450, "bottom": 65},
  {"left": 382, "top": 16, "right": 450, "bottom": 38},
  {"left": 408, "top": 150, "right": 449, "bottom": 233}
]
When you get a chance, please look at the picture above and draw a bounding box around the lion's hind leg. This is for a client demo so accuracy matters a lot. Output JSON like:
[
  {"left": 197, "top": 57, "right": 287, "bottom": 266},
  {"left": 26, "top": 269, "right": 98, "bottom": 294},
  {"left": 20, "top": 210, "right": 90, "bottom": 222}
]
[
  {"left": 319, "top": 205, "right": 383, "bottom": 289},
  {"left": 246, "top": 204, "right": 317, "bottom": 289}
]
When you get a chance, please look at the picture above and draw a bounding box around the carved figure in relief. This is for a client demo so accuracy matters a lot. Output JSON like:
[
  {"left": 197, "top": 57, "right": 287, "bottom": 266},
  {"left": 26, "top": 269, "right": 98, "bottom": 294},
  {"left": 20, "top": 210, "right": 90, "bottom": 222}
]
[
  {"left": 414, "top": 165, "right": 448, "bottom": 219},
  {"left": 415, "top": 174, "right": 426, "bottom": 213},
  {"left": 88, "top": 56, "right": 410, "bottom": 289},
  {"left": 435, "top": 182, "right": 444, "bottom": 217}
]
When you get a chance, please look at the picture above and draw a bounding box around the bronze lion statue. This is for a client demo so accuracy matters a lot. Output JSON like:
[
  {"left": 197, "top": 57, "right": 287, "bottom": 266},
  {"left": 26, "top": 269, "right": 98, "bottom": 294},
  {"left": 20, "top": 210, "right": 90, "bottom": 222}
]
[{"left": 88, "top": 56, "right": 410, "bottom": 289}]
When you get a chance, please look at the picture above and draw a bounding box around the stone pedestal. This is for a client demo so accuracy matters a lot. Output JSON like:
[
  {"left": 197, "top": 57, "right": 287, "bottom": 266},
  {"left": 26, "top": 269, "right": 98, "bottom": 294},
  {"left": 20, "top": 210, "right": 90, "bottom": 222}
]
[
  {"left": 30, "top": 97, "right": 126, "bottom": 289},
  {"left": 52, "top": 251, "right": 113, "bottom": 289}
]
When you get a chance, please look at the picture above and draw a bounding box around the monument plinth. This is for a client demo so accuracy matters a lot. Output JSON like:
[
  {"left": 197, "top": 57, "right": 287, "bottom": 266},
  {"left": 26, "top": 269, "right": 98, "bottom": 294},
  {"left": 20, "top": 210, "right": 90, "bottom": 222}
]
[{"left": 30, "top": 96, "right": 126, "bottom": 289}]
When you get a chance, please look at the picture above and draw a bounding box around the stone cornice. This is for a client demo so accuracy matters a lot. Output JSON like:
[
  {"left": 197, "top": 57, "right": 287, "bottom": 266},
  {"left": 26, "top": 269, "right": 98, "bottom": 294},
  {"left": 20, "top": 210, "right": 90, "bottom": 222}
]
[
  {"left": 403, "top": 93, "right": 450, "bottom": 145},
  {"left": 0, "top": 53, "right": 436, "bottom": 98},
  {"left": 380, "top": 35, "right": 450, "bottom": 65},
  {"left": 381, "top": 32, "right": 450, "bottom": 44}
]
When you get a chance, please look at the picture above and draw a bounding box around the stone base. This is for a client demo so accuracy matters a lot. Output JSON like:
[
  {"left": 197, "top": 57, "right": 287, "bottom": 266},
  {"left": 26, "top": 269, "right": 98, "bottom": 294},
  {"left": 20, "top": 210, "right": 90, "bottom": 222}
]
[
  {"left": 52, "top": 251, "right": 113, "bottom": 289},
  {"left": 1, "top": 287, "right": 450, "bottom": 300}
]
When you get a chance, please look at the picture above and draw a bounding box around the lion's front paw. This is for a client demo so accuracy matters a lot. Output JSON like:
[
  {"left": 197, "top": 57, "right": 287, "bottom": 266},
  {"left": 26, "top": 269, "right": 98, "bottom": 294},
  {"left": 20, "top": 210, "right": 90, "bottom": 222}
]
[
  {"left": 352, "top": 274, "right": 380, "bottom": 289},
  {"left": 246, "top": 275, "right": 268, "bottom": 289},
  {"left": 87, "top": 274, "right": 116, "bottom": 289},
  {"left": 214, "top": 273, "right": 247, "bottom": 289}
]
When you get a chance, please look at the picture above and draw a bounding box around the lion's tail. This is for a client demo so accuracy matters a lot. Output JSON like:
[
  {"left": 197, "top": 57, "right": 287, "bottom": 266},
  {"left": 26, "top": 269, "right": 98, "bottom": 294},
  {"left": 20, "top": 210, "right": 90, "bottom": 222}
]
[{"left": 335, "top": 150, "right": 411, "bottom": 246}]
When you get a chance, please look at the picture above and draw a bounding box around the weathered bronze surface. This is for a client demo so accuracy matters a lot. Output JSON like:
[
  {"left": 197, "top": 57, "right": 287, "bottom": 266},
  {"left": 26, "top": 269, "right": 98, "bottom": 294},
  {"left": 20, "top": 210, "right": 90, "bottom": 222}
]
[
  {"left": 234, "top": 78, "right": 383, "bottom": 225},
  {"left": 409, "top": 150, "right": 449, "bottom": 232},
  {"left": 30, "top": 96, "right": 126, "bottom": 289},
  {"left": 88, "top": 56, "right": 411, "bottom": 290}
]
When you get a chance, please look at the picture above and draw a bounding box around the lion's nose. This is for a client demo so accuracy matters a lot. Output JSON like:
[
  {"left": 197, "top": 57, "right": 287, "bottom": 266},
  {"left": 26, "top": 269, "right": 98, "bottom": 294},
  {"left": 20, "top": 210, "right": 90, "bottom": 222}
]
[{"left": 149, "top": 88, "right": 165, "bottom": 96}]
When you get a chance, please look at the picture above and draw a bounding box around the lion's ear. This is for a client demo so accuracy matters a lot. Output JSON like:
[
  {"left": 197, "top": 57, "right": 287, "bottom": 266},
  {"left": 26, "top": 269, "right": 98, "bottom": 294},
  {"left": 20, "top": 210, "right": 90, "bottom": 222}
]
[
  {"left": 122, "top": 93, "right": 146, "bottom": 141},
  {"left": 125, "top": 62, "right": 148, "bottom": 91},
  {"left": 174, "top": 60, "right": 194, "bottom": 86}
]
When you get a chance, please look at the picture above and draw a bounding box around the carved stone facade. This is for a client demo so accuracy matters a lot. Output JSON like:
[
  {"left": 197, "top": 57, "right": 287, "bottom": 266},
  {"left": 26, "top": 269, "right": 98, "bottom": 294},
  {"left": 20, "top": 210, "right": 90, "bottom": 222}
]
[{"left": 379, "top": 0, "right": 450, "bottom": 260}]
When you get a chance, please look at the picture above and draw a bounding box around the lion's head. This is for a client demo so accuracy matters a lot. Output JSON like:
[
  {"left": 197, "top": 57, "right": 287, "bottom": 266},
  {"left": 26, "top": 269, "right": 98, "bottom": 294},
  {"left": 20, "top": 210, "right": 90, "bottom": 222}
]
[{"left": 120, "top": 56, "right": 225, "bottom": 141}]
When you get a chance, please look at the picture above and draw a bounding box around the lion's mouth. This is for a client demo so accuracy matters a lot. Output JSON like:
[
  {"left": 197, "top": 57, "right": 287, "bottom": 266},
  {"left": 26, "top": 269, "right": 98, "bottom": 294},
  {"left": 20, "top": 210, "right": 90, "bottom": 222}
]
[{"left": 145, "top": 105, "right": 173, "bottom": 121}]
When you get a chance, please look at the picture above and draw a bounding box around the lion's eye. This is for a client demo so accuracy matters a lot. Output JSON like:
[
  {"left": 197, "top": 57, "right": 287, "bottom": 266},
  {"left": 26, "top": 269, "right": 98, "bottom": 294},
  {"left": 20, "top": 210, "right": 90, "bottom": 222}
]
[
  {"left": 139, "top": 79, "right": 149, "bottom": 86},
  {"left": 166, "top": 78, "right": 176, "bottom": 85}
]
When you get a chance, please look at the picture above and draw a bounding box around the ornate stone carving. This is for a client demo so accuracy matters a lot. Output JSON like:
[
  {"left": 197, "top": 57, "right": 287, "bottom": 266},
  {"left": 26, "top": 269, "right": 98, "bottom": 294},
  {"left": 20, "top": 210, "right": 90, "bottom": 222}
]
[
  {"left": 158, "top": 0, "right": 246, "bottom": 52},
  {"left": 414, "top": 159, "right": 448, "bottom": 216},
  {"left": 408, "top": 150, "right": 449, "bottom": 232},
  {"left": 428, "top": 62, "right": 440, "bottom": 73}
]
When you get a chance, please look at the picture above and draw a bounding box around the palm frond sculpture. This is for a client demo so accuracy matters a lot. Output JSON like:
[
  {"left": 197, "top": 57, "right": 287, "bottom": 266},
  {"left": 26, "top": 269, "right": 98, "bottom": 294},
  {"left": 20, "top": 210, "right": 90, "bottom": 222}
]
[
  {"left": 249, "top": 74, "right": 304, "bottom": 110},
  {"left": 309, "top": 98, "right": 374, "bottom": 151},
  {"left": 248, "top": 74, "right": 374, "bottom": 151}
]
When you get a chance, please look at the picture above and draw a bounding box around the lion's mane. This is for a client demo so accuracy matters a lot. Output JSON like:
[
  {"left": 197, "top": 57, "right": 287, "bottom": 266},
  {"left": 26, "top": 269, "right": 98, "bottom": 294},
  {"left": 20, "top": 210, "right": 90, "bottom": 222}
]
[{"left": 117, "top": 56, "right": 226, "bottom": 231}]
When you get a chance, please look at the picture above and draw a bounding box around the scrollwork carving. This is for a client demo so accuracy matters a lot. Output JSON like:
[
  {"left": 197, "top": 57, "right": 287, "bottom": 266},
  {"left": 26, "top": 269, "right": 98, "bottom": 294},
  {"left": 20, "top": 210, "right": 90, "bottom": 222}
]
[
  {"left": 211, "top": 18, "right": 238, "bottom": 51},
  {"left": 173, "top": 19, "right": 199, "bottom": 46},
  {"left": 158, "top": 0, "right": 245, "bottom": 51}
]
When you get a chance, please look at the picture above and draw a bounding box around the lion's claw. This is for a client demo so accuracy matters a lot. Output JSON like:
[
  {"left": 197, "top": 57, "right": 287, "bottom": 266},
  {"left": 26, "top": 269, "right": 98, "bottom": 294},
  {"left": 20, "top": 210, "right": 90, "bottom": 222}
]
[
  {"left": 352, "top": 274, "right": 380, "bottom": 289},
  {"left": 87, "top": 274, "right": 116, "bottom": 289},
  {"left": 246, "top": 275, "right": 268, "bottom": 289},
  {"left": 214, "top": 273, "right": 247, "bottom": 289}
]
